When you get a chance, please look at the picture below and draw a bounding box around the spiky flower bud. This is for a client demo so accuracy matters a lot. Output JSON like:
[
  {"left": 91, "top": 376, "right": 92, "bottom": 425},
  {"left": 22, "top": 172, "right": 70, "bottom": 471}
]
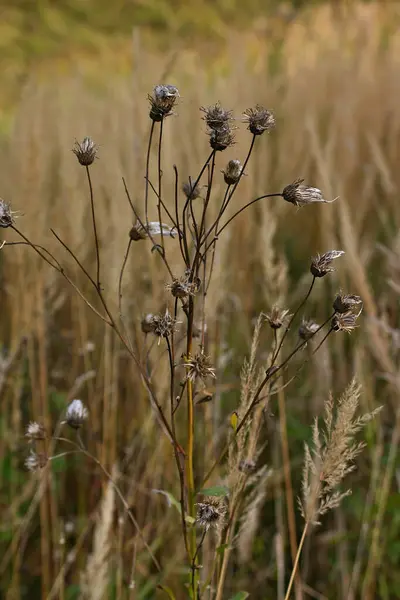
[
  {"left": 196, "top": 497, "right": 227, "bottom": 531},
  {"left": 222, "top": 159, "right": 243, "bottom": 185},
  {"left": 182, "top": 180, "right": 201, "bottom": 200},
  {"left": 243, "top": 105, "right": 275, "bottom": 135},
  {"left": 282, "top": 178, "right": 336, "bottom": 207},
  {"left": 25, "top": 421, "right": 46, "bottom": 441},
  {"left": 72, "top": 137, "right": 98, "bottom": 166},
  {"left": 149, "top": 84, "right": 179, "bottom": 121},
  {"left": 141, "top": 314, "right": 154, "bottom": 334},
  {"left": 299, "top": 319, "right": 320, "bottom": 341},
  {"left": 166, "top": 272, "right": 201, "bottom": 299},
  {"left": 310, "top": 250, "right": 345, "bottom": 278},
  {"left": 209, "top": 127, "right": 235, "bottom": 152},
  {"left": 185, "top": 352, "right": 216, "bottom": 382},
  {"left": 333, "top": 293, "right": 363, "bottom": 314},
  {"left": 200, "top": 103, "right": 233, "bottom": 131},
  {"left": 149, "top": 309, "right": 178, "bottom": 339},
  {"left": 0, "top": 199, "right": 15, "bottom": 228},
  {"left": 64, "top": 399, "right": 88, "bottom": 429},
  {"left": 332, "top": 310, "right": 360, "bottom": 333},
  {"left": 264, "top": 306, "right": 291, "bottom": 330},
  {"left": 25, "top": 450, "right": 48, "bottom": 472}
]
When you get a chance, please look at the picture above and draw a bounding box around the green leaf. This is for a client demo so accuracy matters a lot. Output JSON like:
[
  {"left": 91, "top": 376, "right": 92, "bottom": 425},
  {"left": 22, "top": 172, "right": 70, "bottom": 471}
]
[
  {"left": 216, "top": 543, "right": 229, "bottom": 556},
  {"left": 229, "top": 593, "right": 249, "bottom": 600},
  {"left": 198, "top": 485, "right": 229, "bottom": 497},
  {"left": 152, "top": 489, "right": 195, "bottom": 524},
  {"left": 157, "top": 585, "right": 177, "bottom": 600}
]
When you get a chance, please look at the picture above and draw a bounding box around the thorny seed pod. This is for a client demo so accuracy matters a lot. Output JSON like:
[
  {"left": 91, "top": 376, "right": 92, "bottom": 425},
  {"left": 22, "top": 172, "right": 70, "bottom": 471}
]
[
  {"left": 0, "top": 199, "right": 15, "bottom": 228},
  {"left": 182, "top": 180, "right": 201, "bottom": 200},
  {"left": 333, "top": 293, "right": 363, "bottom": 314},
  {"left": 141, "top": 314, "right": 154, "bottom": 334},
  {"left": 149, "top": 309, "right": 178, "bottom": 339},
  {"left": 64, "top": 399, "right": 88, "bottom": 429},
  {"left": 25, "top": 450, "right": 48, "bottom": 472},
  {"left": 185, "top": 352, "right": 216, "bottom": 382},
  {"left": 310, "top": 250, "right": 345, "bottom": 278},
  {"left": 243, "top": 105, "right": 275, "bottom": 135},
  {"left": 332, "top": 310, "right": 361, "bottom": 333},
  {"left": 209, "top": 127, "right": 235, "bottom": 151},
  {"left": 196, "top": 497, "right": 227, "bottom": 531},
  {"left": 72, "top": 137, "right": 98, "bottom": 166},
  {"left": 149, "top": 84, "right": 179, "bottom": 121},
  {"left": 282, "top": 178, "right": 336, "bottom": 207},
  {"left": 222, "top": 159, "right": 243, "bottom": 185},
  {"left": 264, "top": 306, "right": 291, "bottom": 330},
  {"left": 200, "top": 103, "right": 233, "bottom": 131},
  {"left": 299, "top": 319, "right": 320, "bottom": 341},
  {"left": 166, "top": 273, "right": 201, "bottom": 299},
  {"left": 25, "top": 422, "right": 46, "bottom": 441}
]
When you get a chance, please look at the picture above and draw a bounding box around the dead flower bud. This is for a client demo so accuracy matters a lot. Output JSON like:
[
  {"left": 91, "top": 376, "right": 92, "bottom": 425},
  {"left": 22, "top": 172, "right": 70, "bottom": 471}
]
[
  {"left": 310, "top": 250, "right": 345, "bottom": 278},
  {"left": 185, "top": 352, "right": 216, "bottom": 382},
  {"left": 64, "top": 399, "right": 88, "bottom": 429},
  {"left": 149, "top": 84, "right": 179, "bottom": 121},
  {"left": 0, "top": 199, "right": 15, "bottom": 228},
  {"left": 25, "top": 450, "right": 48, "bottom": 472},
  {"left": 25, "top": 421, "right": 46, "bottom": 441},
  {"left": 129, "top": 220, "right": 177, "bottom": 241},
  {"left": 333, "top": 292, "right": 363, "bottom": 314},
  {"left": 239, "top": 459, "right": 257, "bottom": 473},
  {"left": 222, "top": 159, "right": 243, "bottom": 185},
  {"left": 264, "top": 306, "right": 291, "bottom": 330},
  {"left": 141, "top": 313, "right": 154, "bottom": 334},
  {"left": 299, "top": 319, "right": 320, "bottom": 341},
  {"left": 332, "top": 310, "right": 361, "bottom": 333},
  {"left": 282, "top": 178, "right": 336, "bottom": 207},
  {"left": 182, "top": 180, "right": 201, "bottom": 200},
  {"left": 209, "top": 127, "right": 235, "bottom": 152},
  {"left": 166, "top": 273, "right": 201, "bottom": 299},
  {"left": 72, "top": 137, "right": 98, "bottom": 166},
  {"left": 200, "top": 103, "right": 233, "bottom": 131},
  {"left": 149, "top": 309, "right": 178, "bottom": 339},
  {"left": 196, "top": 497, "right": 227, "bottom": 531},
  {"left": 243, "top": 105, "right": 275, "bottom": 135}
]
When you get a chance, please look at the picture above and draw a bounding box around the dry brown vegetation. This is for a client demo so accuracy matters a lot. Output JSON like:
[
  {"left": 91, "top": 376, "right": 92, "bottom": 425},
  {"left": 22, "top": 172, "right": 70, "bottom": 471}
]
[{"left": 1, "top": 3, "right": 400, "bottom": 599}]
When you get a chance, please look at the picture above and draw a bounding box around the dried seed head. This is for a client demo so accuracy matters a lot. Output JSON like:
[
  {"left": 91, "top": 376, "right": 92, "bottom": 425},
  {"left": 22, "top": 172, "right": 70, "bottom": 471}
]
[
  {"left": 200, "top": 103, "right": 233, "bottom": 131},
  {"left": 129, "top": 219, "right": 177, "bottom": 241},
  {"left": 196, "top": 497, "right": 227, "bottom": 531},
  {"left": 332, "top": 310, "right": 361, "bottom": 333},
  {"left": 239, "top": 459, "right": 257, "bottom": 473},
  {"left": 166, "top": 272, "right": 201, "bottom": 299},
  {"left": 141, "top": 313, "right": 154, "bottom": 334},
  {"left": 243, "top": 105, "right": 275, "bottom": 135},
  {"left": 185, "top": 352, "right": 216, "bottom": 382},
  {"left": 129, "top": 220, "right": 147, "bottom": 241},
  {"left": 222, "top": 159, "right": 243, "bottom": 185},
  {"left": 182, "top": 180, "right": 201, "bottom": 200},
  {"left": 0, "top": 199, "right": 15, "bottom": 228},
  {"left": 25, "top": 450, "right": 48, "bottom": 472},
  {"left": 282, "top": 178, "right": 336, "bottom": 207},
  {"left": 149, "top": 84, "right": 179, "bottom": 121},
  {"left": 64, "top": 399, "right": 88, "bottom": 429},
  {"left": 310, "top": 250, "right": 345, "bottom": 278},
  {"left": 333, "top": 292, "right": 363, "bottom": 314},
  {"left": 72, "top": 137, "right": 98, "bottom": 166},
  {"left": 299, "top": 319, "right": 320, "bottom": 341},
  {"left": 25, "top": 421, "right": 46, "bottom": 441},
  {"left": 209, "top": 126, "right": 235, "bottom": 151},
  {"left": 264, "top": 306, "right": 291, "bottom": 330},
  {"left": 149, "top": 309, "right": 178, "bottom": 339}
]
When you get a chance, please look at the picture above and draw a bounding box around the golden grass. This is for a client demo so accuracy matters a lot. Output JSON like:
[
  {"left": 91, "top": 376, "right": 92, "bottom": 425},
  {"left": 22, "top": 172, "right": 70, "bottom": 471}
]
[{"left": 1, "top": 3, "right": 400, "bottom": 599}]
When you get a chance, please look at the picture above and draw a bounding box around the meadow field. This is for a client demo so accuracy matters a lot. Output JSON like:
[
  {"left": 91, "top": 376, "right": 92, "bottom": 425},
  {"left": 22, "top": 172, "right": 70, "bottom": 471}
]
[{"left": 1, "top": 2, "right": 400, "bottom": 599}]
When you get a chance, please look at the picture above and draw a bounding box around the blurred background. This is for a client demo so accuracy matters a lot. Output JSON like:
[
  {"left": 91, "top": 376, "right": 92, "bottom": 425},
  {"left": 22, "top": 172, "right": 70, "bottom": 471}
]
[{"left": 1, "top": 1, "right": 400, "bottom": 599}]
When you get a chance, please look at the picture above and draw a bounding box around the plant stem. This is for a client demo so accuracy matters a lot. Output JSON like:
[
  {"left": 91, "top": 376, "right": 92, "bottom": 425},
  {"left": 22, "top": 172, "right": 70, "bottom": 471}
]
[
  {"left": 284, "top": 523, "right": 309, "bottom": 600},
  {"left": 85, "top": 166, "right": 101, "bottom": 290},
  {"left": 144, "top": 121, "right": 155, "bottom": 228}
]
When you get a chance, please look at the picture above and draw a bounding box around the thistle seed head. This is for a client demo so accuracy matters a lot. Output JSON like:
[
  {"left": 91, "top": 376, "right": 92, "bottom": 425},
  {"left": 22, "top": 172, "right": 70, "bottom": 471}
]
[
  {"left": 243, "top": 105, "right": 275, "bottom": 135},
  {"left": 141, "top": 313, "right": 155, "bottom": 334},
  {"left": 25, "top": 450, "right": 48, "bottom": 472},
  {"left": 332, "top": 310, "right": 361, "bottom": 333},
  {"left": 0, "top": 199, "right": 15, "bottom": 228},
  {"left": 333, "top": 292, "right": 363, "bottom": 314},
  {"left": 196, "top": 497, "right": 227, "bottom": 531},
  {"left": 64, "top": 399, "right": 88, "bottom": 429},
  {"left": 72, "top": 137, "right": 98, "bottom": 166},
  {"left": 129, "top": 220, "right": 177, "bottom": 241},
  {"left": 149, "top": 309, "right": 178, "bottom": 339},
  {"left": 166, "top": 272, "right": 201, "bottom": 299},
  {"left": 200, "top": 103, "right": 233, "bottom": 131},
  {"left": 222, "top": 159, "right": 243, "bottom": 185},
  {"left": 264, "top": 306, "right": 291, "bottom": 330},
  {"left": 282, "top": 178, "right": 336, "bottom": 207},
  {"left": 149, "top": 84, "right": 179, "bottom": 121},
  {"left": 182, "top": 180, "right": 201, "bottom": 200},
  {"left": 310, "top": 250, "right": 345, "bottom": 278},
  {"left": 25, "top": 421, "right": 46, "bottom": 441},
  {"left": 129, "top": 220, "right": 148, "bottom": 241},
  {"left": 209, "top": 126, "right": 235, "bottom": 152},
  {"left": 299, "top": 319, "right": 320, "bottom": 341},
  {"left": 185, "top": 352, "right": 216, "bottom": 382}
]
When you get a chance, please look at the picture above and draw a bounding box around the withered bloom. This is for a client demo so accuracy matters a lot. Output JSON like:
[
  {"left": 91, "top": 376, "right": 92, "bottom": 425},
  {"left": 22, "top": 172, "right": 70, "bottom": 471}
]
[
  {"left": 196, "top": 497, "right": 227, "bottom": 531},
  {"left": 25, "top": 450, "right": 48, "bottom": 472},
  {"left": 332, "top": 310, "right": 360, "bottom": 333},
  {"left": 141, "top": 314, "right": 154, "bottom": 334},
  {"left": 72, "top": 137, "right": 98, "bottom": 166},
  {"left": 0, "top": 200, "right": 15, "bottom": 228},
  {"left": 282, "top": 178, "right": 336, "bottom": 207},
  {"left": 333, "top": 293, "right": 363, "bottom": 314},
  {"left": 209, "top": 127, "right": 235, "bottom": 151},
  {"left": 243, "top": 105, "right": 275, "bottom": 135},
  {"left": 64, "top": 399, "right": 88, "bottom": 429},
  {"left": 310, "top": 250, "right": 344, "bottom": 278},
  {"left": 200, "top": 103, "right": 233, "bottom": 131},
  {"left": 299, "top": 319, "right": 320, "bottom": 341},
  {"left": 185, "top": 352, "right": 216, "bottom": 382},
  {"left": 222, "top": 159, "right": 243, "bottom": 185},
  {"left": 264, "top": 306, "right": 291, "bottom": 330},
  {"left": 166, "top": 272, "right": 201, "bottom": 299},
  {"left": 149, "top": 84, "right": 179, "bottom": 121},
  {"left": 25, "top": 422, "right": 46, "bottom": 441},
  {"left": 149, "top": 309, "right": 178, "bottom": 339},
  {"left": 129, "top": 220, "right": 177, "bottom": 241},
  {"left": 182, "top": 180, "right": 201, "bottom": 200}
]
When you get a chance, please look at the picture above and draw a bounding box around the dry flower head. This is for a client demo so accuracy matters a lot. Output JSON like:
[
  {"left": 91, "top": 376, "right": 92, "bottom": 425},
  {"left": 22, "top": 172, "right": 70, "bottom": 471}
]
[
  {"left": 243, "top": 105, "right": 275, "bottom": 135},
  {"left": 310, "top": 250, "right": 344, "bottom": 278},
  {"left": 282, "top": 178, "right": 336, "bottom": 207},
  {"left": 196, "top": 496, "right": 227, "bottom": 531},
  {"left": 72, "top": 137, "right": 98, "bottom": 166}
]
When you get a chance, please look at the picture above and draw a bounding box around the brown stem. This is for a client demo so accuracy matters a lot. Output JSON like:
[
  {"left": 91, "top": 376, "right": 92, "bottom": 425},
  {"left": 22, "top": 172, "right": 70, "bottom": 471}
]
[{"left": 85, "top": 166, "right": 101, "bottom": 290}]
